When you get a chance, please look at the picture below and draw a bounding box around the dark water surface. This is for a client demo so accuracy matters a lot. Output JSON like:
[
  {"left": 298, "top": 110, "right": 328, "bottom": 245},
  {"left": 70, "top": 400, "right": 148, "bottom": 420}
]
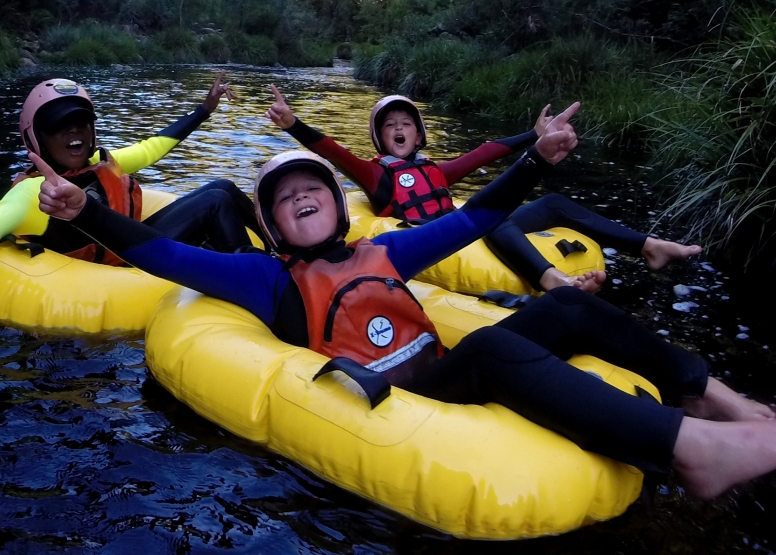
[{"left": 1, "top": 65, "right": 775, "bottom": 554}]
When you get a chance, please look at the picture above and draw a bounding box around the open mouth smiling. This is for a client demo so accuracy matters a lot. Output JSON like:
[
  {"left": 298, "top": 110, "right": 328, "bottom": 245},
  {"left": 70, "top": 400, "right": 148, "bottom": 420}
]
[
  {"left": 66, "top": 139, "right": 84, "bottom": 152},
  {"left": 394, "top": 135, "right": 406, "bottom": 145},
  {"left": 297, "top": 206, "right": 318, "bottom": 218}
]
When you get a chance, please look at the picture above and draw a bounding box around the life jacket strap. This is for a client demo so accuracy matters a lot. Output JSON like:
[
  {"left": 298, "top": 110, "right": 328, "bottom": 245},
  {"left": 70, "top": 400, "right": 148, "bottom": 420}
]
[
  {"left": 1, "top": 235, "right": 45, "bottom": 258},
  {"left": 313, "top": 356, "right": 392, "bottom": 409},
  {"left": 555, "top": 238, "right": 588, "bottom": 257},
  {"left": 478, "top": 289, "right": 535, "bottom": 309},
  {"left": 391, "top": 190, "right": 453, "bottom": 223}
]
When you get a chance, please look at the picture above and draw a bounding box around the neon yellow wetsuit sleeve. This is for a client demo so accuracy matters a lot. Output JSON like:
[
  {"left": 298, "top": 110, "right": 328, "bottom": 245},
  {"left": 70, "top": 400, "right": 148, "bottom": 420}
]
[
  {"left": 0, "top": 104, "right": 211, "bottom": 238},
  {"left": 0, "top": 177, "right": 47, "bottom": 237}
]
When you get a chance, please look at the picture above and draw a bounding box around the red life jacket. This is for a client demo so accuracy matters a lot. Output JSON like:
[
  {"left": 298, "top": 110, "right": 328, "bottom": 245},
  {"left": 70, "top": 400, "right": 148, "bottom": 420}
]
[
  {"left": 12, "top": 148, "right": 142, "bottom": 266},
  {"left": 288, "top": 238, "right": 444, "bottom": 384},
  {"left": 374, "top": 154, "right": 455, "bottom": 222}
]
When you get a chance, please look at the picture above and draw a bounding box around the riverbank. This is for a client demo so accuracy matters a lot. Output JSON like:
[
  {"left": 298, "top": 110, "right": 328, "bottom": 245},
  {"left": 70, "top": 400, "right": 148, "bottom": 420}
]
[{"left": 0, "top": 24, "right": 347, "bottom": 74}]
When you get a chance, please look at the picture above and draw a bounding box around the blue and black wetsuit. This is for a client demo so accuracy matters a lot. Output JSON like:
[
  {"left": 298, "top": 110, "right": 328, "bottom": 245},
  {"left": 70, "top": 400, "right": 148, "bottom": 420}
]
[{"left": 68, "top": 148, "right": 705, "bottom": 473}]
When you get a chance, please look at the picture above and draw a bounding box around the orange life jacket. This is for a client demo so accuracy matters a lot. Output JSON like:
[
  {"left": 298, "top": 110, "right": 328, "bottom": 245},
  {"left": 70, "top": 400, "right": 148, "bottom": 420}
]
[
  {"left": 373, "top": 154, "right": 455, "bottom": 222},
  {"left": 12, "top": 148, "right": 142, "bottom": 265},
  {"left": 288, "top": 238, "right": 444, "bottom": 382}
]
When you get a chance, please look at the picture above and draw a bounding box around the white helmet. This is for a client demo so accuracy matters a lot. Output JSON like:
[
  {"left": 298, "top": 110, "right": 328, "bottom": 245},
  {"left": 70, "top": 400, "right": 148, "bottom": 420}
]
[
  {"left": 254, "top": 151, "right": 349, "bottom": 253},
  {"left": 369, "top": 95, "right": 427, "bottom": 154}
]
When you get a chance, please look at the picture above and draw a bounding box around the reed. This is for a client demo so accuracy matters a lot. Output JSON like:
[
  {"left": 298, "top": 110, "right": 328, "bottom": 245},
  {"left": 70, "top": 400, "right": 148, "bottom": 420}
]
[{"left": 648, "top": 11, "right": 776, "bottom": 266}]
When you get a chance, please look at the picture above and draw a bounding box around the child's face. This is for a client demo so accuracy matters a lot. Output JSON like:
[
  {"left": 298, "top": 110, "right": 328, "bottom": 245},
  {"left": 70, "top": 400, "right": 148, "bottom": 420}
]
[
  {"left": 272, "top": 170, "right": 339, "bottom": 248},
  {"left": 40, "top": 113, "right": 93, "bottom": 172},
  {"left": 380, "top": 110, "right": 422, "bottom": 158}
]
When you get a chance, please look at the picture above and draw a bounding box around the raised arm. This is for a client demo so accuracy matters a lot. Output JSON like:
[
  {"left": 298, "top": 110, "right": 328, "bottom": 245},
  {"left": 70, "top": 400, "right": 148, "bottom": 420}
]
[
  {"left": 0, "top": 179, "right": 48, "bottom": 237},
  {"left": 437, "top": 104, "right": 553, "bottom": 185},
  {"left": 109, "top": 70, "right": 235, "bottom": 174},
  {"left": 266, "top": 85, "right": 384, "bottom": 194},
  {"left": 374, "top": 103, "right": 580, "bottom": 279}
]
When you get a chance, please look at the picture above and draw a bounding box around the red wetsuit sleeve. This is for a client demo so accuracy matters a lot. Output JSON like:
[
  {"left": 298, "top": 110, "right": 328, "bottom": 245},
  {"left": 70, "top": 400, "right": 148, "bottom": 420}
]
[
  {"left": 437, "top": 130, "right": 538, "bottom": 185},
  {"left": 284, "top": 118, "right": 384, "bottom": 196}
]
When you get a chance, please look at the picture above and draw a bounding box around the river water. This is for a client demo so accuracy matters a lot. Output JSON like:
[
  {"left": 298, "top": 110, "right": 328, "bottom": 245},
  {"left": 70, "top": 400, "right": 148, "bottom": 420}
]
[{"left": 1, "top": 64, "right": 775, "bottom": 554}]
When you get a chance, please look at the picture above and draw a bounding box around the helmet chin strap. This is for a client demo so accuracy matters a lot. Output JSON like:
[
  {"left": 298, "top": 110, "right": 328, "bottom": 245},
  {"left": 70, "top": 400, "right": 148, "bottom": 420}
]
[{"left": 279, "top": 236, "right": 348, "bottom": 269}]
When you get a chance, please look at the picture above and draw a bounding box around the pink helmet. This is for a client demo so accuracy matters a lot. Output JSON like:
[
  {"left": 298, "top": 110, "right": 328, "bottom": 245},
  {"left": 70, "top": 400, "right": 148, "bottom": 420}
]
[
  {"left": 369, "top": 95, "right": 427, "bottom": 155},
  {"left": 254, "top": 151, "right": 350, "bottom": 253},
  {"left": 19, "top": 79, "right": 97, "bottom": 157}
]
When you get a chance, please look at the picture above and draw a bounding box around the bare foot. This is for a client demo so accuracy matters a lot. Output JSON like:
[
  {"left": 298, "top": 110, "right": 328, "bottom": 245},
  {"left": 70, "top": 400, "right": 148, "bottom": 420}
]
[
  {"left": 682, "top": 377, "right": 776, "bottom": 422},
  {"left": 673, "top": 417, "right": 776, "bottom": 499},
  {"left": 539, "top": 268, "right": 607, "bottom": 293},
  {"left": 568, "top": 270, "right": 607, "bottom": 293},
  {"left": 642, "top": 237, "right": 703, "bottom": 271}
]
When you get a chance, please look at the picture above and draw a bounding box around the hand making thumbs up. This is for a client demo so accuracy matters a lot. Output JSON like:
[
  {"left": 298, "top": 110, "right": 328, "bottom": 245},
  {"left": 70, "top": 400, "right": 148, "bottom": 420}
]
[{"left": 31, "top": 152, "right": 87, "bottom": 220}]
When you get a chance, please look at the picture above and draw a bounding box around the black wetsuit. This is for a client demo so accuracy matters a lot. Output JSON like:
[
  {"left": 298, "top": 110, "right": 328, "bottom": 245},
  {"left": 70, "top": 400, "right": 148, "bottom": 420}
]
[{"left": 68, "top": 149, "right": 705, "bottom": 473}]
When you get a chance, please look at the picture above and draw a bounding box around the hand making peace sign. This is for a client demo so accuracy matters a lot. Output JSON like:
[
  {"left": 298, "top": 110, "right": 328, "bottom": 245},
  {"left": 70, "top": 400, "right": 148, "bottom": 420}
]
[{"left": 202, "top": 70, "right": 236, "bottom": 114}]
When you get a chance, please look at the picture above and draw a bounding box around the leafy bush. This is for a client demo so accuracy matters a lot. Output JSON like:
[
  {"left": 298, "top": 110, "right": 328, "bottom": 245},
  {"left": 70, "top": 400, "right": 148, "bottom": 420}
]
[
  {"left": 353, "top": 39, "right": 407, "bottom": 86},
  {"left": 137, "top": 37, "right": 172, "bottom": 63},
  {"left": 151, "top": 27, "right": 203, "bottom": 63},
  {"left": 336, "top": 42, "right": 353, "bottom": 59},
  {"left": 200, "top": 34, "right": 230, "bottom": 63},
  {"left": 279, "top": 41, "right": 333, "bottom": 67},
  {"left": 226, "top": 31, "right": 278, "bottom": 66},
  {"left": 42, "top": 25, "right": 81, "bottom": 53},
  {"left": 42, "top": 22, "right": 138, "bottom": 65},
  {"left": 0, "top": 29, "right": 19, "bottom": 75}
]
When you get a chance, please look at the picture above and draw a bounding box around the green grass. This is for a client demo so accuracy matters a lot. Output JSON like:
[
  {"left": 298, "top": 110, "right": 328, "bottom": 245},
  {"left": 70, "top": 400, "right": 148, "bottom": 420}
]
[
  {"left": 0, "top": 29, "right": 20, "bottom": 75},
  {"left": 647, "top": 11, "right": 776, "bottom": 267},
  {"left": 279, "top": 41, "right": 333, "bottom": 67},
  {"left": 151, "top": 27, "right": 203, "bottom": 64},
  {"left": 200, "top": 34, "right": 230, "bottom": 64},
  {"left": 41, "top": 22, "right": 139, "bottom": 65},
  {"left": 226, "top": 32, "right": 277, "bottom": 66}
]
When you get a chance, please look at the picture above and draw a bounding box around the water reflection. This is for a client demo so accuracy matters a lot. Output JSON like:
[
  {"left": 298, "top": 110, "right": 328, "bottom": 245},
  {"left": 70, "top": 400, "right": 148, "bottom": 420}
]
[{"left": 1, "top": 65, "right": 775, "bottom": 554}]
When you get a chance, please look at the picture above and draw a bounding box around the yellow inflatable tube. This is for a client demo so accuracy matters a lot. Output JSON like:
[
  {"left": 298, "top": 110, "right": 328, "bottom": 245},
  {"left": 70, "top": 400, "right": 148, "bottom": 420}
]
[
  {"left": 346, "top": 191, "right": 606, "bottom": 298},
  {"left": 146, "top": 281, "right": 660, "bottom": 540},
  {"left": 0, "top": 190, "right": 178, "bottom": 334}
]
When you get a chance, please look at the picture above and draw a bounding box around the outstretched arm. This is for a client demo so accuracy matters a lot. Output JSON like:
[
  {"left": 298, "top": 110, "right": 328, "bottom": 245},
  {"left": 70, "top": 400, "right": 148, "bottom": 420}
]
[
  {"left": 109, "top": 70, "right": 235, "bottom": 174},
  {"left": 33, "top": 152, "right": 283, "bottom": 324},
  {"left": 374, "top": 102, "right": 580, "bottom": 280},
  {"left": 266, "top": 85, "right": 384, "bottom": 194},
  {"left": 437, "top": 104, "right": 554, "bottom": 185},
  {"left": 0, "top": 179, "right": 49, "bottom": 237}
]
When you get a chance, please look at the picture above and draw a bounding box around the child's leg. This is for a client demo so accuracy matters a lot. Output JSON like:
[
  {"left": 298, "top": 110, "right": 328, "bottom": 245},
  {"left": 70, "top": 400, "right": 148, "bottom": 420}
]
[
  {"left": 487, "top": 194, "right": 702, "bottom": 285},
  {"left": 143, "top": 179, "right": 253, "bottom": 253},
  {"left": 495, "top": 286, "right": 707, "bottom": 400},
  {"left": 484, "top": 192, "right": 646, "bottom": 292},
  {"left": 402, "top": 308, "right": 776, "bottom": 498},
  {"left": 405, "top": 324, "right": 682, "bottom": 473},
  {"left": 190, "top": 179, "right": 262, "bottom": 237},
  {"left": 497, "top": 287, "right": 773, "bottom": 420},
  {"left": 512, "top": 193, "right": 648, "bottom": 253}
]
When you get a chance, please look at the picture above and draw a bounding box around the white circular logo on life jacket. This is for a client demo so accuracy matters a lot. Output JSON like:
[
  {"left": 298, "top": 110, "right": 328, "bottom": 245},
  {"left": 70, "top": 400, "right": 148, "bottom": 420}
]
[
  {"left": 367, "top": 316, "right": 394, "bottom": 347},
  {"left": 398, "top": 173, "right": 415, "bottom": 188}
]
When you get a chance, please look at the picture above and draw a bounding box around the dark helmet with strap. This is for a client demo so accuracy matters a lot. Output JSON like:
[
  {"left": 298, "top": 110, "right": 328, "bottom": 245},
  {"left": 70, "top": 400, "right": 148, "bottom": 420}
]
[
  {"left": 19, "top": 79, "right": 97, "bottom": 158},
  {"left": 254, "top": 151, "right": 349, "bottom": 254},
  {"left": 369, "top": 95, "right": 427, "bottom": 155}
]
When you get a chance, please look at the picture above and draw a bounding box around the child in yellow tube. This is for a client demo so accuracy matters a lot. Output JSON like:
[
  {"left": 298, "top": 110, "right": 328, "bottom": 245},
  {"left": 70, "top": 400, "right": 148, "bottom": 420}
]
[
  {"left": 32, "top": 102, "right": 776, "bottom": 500},
  {"left": 1, "top": 71, "right": 260, "bottom": 264},
  {"left": 267, "top": 86, "right": 701, "bottom": 292}
]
